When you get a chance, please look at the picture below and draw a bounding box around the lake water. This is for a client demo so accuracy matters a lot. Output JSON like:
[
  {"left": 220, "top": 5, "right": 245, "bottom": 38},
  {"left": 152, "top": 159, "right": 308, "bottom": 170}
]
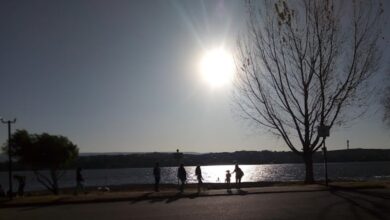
[{"left": 1, "top": 161, "right": 390, "bottom": 192}]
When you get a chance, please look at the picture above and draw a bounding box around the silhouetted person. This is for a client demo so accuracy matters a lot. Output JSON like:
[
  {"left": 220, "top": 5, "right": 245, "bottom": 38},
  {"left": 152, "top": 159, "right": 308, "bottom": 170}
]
[
  {"left": 177, "top": 164, "right": 187, "bottom": 192},
  {"left": 153, "top": 162, "right": 161, "bottom": 192},
  {"left": 75, "top": 167, "right": 85, "bottom": 195},
  {"left": 232, "top": 164, "right": 244, "bottom": 189},
  {"left": 195, "top": 165, "right": 203, "bottom": 192},
  {"left": 225, "top": 170, "right": 231, "bottom": 189},
  {"left": 13, "top": 175, "right": 26, "bottom": 196},
  {"left": 0, "top": 184, "right": 5, "bottom": 197}
]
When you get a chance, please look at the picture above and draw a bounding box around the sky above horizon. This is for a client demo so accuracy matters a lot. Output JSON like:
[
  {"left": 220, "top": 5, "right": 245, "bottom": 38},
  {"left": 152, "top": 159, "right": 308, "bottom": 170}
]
[{"left": 0, "top": 0, "right": 389, "bottom": 153}]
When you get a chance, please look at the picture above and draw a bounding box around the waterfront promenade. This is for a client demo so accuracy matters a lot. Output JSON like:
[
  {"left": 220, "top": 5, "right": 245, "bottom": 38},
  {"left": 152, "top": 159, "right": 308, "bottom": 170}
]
[{"left": 1, "top": 184, "right": 389, "bottom": 220}]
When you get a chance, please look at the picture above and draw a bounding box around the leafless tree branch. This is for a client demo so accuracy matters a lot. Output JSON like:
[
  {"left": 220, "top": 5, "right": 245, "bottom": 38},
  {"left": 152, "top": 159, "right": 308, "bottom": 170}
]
[{"left": 234, "top": 0, "right": 384, "bottom": 182}]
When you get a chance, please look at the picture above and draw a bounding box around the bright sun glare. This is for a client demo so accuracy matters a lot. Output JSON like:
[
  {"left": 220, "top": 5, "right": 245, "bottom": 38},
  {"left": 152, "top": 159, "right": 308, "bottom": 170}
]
[{"left": 200, "top": 48, "right": 234, "bottom": 88}]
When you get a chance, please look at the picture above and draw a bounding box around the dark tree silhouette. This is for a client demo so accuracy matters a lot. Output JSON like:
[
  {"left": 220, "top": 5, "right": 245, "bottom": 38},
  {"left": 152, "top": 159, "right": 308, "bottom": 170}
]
[
  {"left": 2, "top": 130, "right": 78, "bottom": 194},
  {"left": 234, "top": 0, "right": 384, "bottom": 183}
]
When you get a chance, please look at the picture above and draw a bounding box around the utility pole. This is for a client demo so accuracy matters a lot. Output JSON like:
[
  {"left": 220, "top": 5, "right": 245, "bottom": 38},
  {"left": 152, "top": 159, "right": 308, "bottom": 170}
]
[
  {"left": 347, "top": 140, "right": 350, "bottom": 150},
  {"left": 1, "top": 118, "right": 16, "bottom": 199}
]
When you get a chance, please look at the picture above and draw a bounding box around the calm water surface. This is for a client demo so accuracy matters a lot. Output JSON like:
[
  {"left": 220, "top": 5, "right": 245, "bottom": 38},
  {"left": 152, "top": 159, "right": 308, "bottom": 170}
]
[{"left": 0, "top": 161, "right": 389, "bottom": 192}]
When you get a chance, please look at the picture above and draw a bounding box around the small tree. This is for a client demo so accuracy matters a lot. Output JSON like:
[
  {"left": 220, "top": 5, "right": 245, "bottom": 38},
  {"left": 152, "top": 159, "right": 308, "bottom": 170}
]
[
  {"left": 234, "top": 0, "right": 384, "bottom": 183},
  {"left": 3, "top": 130, "right": 78, "bottom": 194}
]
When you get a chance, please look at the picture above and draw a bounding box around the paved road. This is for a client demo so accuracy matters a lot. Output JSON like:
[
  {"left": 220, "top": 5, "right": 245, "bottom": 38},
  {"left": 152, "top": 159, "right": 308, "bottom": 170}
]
[{"left": 1, "top": 188, "right": 389, "bottom": 220}]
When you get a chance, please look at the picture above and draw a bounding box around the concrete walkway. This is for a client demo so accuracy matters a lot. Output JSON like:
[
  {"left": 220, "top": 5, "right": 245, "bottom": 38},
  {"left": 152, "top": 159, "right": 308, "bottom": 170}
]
[
  {"left": 0, "top": 184, "right": 347, "bottom": 208},
  {"left": 3, "top": 187, "right": 389, "bottom": 220}
]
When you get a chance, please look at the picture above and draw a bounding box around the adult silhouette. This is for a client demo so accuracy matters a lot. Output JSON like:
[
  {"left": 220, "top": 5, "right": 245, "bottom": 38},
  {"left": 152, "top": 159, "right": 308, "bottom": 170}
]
[
  {"left": 13, "top": 175, "right": 26, "bottom": 196},
  {"left": 75, "top": 167, "right": 85, "bottom": 195},
  {"left": 153, "top": 162, "right": 161, "bottom": 192},
  {"left": 231, "top": 164, "right": 244, "bottom": 189},
  {"left": 0, "top": 184, "right": 5, "bottom": 197},
  {"left": 177, "top": 164, "right": 187, "bottom": 192},
  {"left": 195, "top": 165, "right": 203, "bottom": 192}
]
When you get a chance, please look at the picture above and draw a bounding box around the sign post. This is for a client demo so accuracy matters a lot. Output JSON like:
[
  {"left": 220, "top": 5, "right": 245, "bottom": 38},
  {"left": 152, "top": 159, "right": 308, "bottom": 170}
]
[{"left": 318, "top": 125, "right": 330, "bottom": 186}]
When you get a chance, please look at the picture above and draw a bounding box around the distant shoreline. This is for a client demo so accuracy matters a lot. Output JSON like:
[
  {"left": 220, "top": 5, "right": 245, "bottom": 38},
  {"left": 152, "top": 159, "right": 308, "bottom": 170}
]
[
  {"left": 1, "top": 160, "right": 390, "bottom": 172},
  {"left": 1, "top": 149, "right": 390, "bottom": 171}
]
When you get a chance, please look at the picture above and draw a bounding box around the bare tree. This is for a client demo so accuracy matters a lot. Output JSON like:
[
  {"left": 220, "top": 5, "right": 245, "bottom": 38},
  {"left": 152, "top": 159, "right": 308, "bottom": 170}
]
[{"left": 234, "top": 0, "right": 384, "bottom": 183}]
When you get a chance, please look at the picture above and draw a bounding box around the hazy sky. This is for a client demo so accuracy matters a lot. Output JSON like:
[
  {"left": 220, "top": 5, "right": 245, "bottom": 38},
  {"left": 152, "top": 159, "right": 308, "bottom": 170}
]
[{"left": 0, "top": 0, "right": 389, "bottom": 153}]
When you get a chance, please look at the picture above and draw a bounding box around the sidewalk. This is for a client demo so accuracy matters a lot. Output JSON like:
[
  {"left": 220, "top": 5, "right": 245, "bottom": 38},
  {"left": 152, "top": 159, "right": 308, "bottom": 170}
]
[{"left": 0, "top": 183, "right": 387, "bottom": 208}]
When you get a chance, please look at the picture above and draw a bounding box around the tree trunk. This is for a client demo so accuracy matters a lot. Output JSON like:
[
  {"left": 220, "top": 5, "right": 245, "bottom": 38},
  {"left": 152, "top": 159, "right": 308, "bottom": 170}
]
[{"left": 303, "top": 152, "right": 314, "bottom": 184}]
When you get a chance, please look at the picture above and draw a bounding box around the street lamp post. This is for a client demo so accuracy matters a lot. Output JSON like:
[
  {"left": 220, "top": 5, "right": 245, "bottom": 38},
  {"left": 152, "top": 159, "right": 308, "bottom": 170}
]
[{"left": 1, "top": 118, "right": 16, "bottom": 199}]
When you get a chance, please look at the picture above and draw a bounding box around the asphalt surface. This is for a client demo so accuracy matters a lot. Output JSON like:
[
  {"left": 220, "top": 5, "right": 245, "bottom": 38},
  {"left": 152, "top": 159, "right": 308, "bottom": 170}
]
[{"left": 1, "top": 188, "right": 389, "bottom": 220}]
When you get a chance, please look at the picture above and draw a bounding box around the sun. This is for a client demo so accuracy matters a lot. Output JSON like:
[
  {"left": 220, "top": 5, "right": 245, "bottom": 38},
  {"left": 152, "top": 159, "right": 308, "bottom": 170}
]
[{"left": 200, "top": 48, "right": 234, "bottom": 88}]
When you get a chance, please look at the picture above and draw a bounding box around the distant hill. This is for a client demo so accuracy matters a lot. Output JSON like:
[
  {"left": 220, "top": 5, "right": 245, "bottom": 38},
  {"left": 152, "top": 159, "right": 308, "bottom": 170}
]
[{"left": 1, "top": 148, "right": 389, "bottom": 171}]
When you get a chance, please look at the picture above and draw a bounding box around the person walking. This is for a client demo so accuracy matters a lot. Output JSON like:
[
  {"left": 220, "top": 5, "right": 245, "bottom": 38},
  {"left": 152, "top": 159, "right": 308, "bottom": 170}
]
[
  {"left": 231, "top": 164, "right": 244, "bottom": 189},
  {"left": 153, "top": 162, "right": 161, "bottom": 192},
  {"left": 177, "top": 164, "right": 187, "bottom": 192},
  {"left": 195, "top": 165, "right": 203, "bottom": 192}
]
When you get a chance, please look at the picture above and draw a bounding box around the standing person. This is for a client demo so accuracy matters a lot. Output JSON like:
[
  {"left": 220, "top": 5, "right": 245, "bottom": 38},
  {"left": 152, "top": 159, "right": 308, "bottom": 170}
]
[
  {"left": 13, "top": 175, "right": 26, "bottom": 197},
  {"left": 0, "top": 184, "right": 6, "bottom": 197},
  {"left": 225, "top": 170, "right": 231, "bottom": 189},
  {"left": 195, "top": 165, "right": 203, "bottom": 192},
  {"left": 153, "top": 162, "right": 161, "bottom": 192},
  {"left": 177, "top": 164, "right": 187, "bottom": 192},
  {"left": 232, "top": 164, "right": 244, "bottom": 189},
  {"left": 75, "top": 167, "right": 85, "bottom": 195}
]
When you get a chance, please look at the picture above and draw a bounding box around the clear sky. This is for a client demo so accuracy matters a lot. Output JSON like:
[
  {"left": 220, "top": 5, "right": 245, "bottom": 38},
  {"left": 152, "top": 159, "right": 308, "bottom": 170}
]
[{"left": 0, "top": 0, "right": 389, "bottom": 153}]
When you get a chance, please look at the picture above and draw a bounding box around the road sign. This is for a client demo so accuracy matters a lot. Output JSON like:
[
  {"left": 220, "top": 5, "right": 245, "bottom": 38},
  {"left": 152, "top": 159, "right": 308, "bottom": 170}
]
[{"left": 318, "top": 125, "right": 330, "bottom": 138}]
